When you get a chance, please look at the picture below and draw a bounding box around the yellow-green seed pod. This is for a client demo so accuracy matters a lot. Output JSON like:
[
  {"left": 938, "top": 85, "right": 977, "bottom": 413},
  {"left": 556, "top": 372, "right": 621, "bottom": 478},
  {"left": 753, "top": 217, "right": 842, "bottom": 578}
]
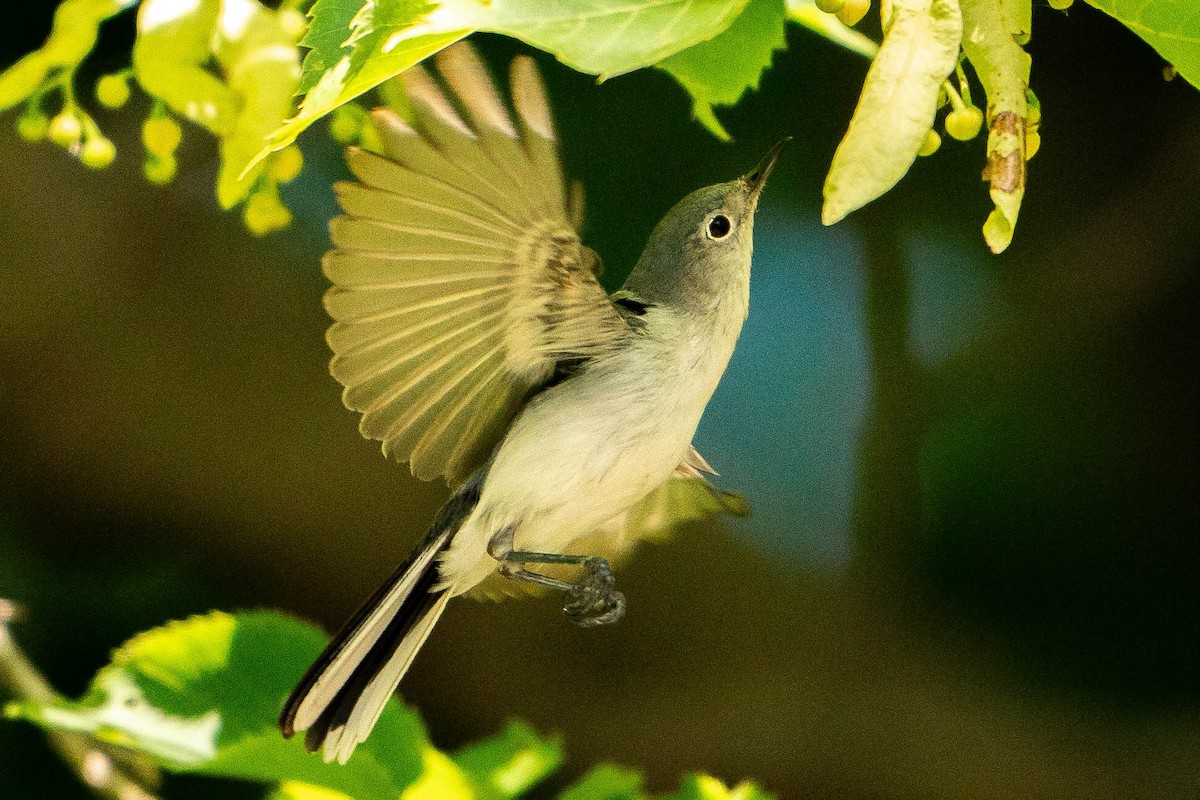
[
  {"left": 17, "top": 112, "right": 49, "bottom": 143},
  {"left": 917, "top": 129, "right": 941, "bottom": 157},
  {"left": 96, "top": 74, "right": 130, "bottom": 109},
  {"left": 244, "top": 190, "right": 292, "bottom": 236},
  {"left": 945, "top": 106, "right": 984, "bottom": 141},
  {"left": 270, "top": 146, "right": 304, "bottom": 184},
  {"left": 1025, "top": 130, "right": 1041, "bottom": 160},
  {"left": 80, "top": 137, "right": 116, "bottom": 169},
  {"left": 144, "top": 153, "right": 177, "bottom": 185},
  {"left": 48, "top": 111, "right": 82, "bottom": 147},
  {"left": 329, "top": 104, "right": 365, "bottom": 144},
  {"left": 143, "top": 115, "right": 183, "bottom": 158},
  {"left": 836, "top": 0, "right": 871, "bottom": 26}
]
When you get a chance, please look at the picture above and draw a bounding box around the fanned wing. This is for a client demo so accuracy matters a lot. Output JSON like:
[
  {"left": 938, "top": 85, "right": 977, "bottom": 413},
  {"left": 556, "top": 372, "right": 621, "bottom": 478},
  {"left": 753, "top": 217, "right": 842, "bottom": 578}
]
[{"left": 325, "top": 43, "right": 627, "bottom": 483}]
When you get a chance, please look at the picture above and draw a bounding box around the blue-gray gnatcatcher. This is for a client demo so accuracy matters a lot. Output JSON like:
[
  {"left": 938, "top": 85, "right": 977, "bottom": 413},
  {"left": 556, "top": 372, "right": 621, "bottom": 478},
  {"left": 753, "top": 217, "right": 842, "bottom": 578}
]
[{"left": 280, "top": 42, "right": 786, "bottom": 764}]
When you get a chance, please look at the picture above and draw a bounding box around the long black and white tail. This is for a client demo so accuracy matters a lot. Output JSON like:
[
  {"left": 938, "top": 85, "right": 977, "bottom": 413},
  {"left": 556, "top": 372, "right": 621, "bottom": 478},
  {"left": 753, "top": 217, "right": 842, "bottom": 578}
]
[{"left": 280, "top": 476, "right": 482, "bottom": 763}]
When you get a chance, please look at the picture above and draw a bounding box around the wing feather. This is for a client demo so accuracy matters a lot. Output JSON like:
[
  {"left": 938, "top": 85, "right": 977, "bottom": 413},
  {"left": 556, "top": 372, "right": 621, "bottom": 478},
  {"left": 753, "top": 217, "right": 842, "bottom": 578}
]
[
  {"left": 510, "top": 55, "right": 566, "bottom": 213},
  {"left": 333, "top": 182, "right": 515, "bottom": 241},
  {"left": 434, "top": 47, "right": 553, "bottom": 214},
  {"left": 402, "top": 69, "right": 524, "bottom": 213},
  {"left": 329, "top": 295, "right": 506, "bottom": 359},
  {"left": 345, "top": 148, "right": 522, "bottom": 232},
  {"left": 340, "top": 309, "right": 506, "bottom": 402},
  {"left": 324, "top": 42, "right": 626, "bottom": 484}
]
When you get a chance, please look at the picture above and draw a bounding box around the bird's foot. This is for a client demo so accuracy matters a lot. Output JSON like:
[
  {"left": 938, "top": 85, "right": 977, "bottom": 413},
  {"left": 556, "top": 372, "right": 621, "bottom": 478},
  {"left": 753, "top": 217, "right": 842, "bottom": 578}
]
[
  {"left": 488, "top": 528, "right": 626, "bottom": 627},
  {"left": 563, "top": 557, "right": 625, "bottom": 627}
]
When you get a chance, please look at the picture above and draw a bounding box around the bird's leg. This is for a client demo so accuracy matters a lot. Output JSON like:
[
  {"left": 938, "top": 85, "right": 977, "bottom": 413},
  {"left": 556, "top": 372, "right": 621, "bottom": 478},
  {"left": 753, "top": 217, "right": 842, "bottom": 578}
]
[{"left": 487, "top": 526, "right": 626, "bottom": 627}]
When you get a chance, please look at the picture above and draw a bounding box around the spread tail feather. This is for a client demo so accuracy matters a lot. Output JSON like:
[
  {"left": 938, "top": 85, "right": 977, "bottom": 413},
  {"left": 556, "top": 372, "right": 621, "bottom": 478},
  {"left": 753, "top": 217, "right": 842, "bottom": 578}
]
[
  {"left": 280, "top": 470, "right": 484, "bottom": 764},
  {"left": 279, "top": 530, "right": 451, "bottom": 763}
]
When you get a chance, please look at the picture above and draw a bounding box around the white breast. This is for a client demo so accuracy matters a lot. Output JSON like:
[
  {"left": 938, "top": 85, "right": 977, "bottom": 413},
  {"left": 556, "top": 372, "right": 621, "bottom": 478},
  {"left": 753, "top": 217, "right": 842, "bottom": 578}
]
[{"left": 438, "top": 304, "right": 742, "bottom": 595}]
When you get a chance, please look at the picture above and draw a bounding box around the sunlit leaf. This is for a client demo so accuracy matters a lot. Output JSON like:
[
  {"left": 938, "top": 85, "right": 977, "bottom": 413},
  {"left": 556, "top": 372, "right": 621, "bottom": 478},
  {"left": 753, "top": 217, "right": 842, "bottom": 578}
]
[
  {"left": 402, "top": 748, "right": 475, "bottom": 800},
  {"left": 557, "top": 764, "right": 644, "bottom": 800},
  {"left": 1001, "top": 0, "right": 1030, "bottom": 44},
  {"left": 212, "top": 0, "right": 303, "bottom": 207},
  {"left": 1085, "top": 0, "right": 1200, "bottom": 91},
  {"left": 299, "top": 0, "right": 379, "bottom": 94},
  {"left": 261, "top": 0, "right": 751, "bottom": 155},
  {"left": 662, "top": 774, "right": 775, "bottom": 800},
  {"left": 133, "top": 0, "right": 237, "bottom": 135},
  {"left": 266, "top": 780, "right": 354, "bottom": 800},
  {"left": 453, "top": 720, "right": 563, "bottom": 800},
  {"left": 960, "top": 0, "right": 1031, "bottom": 253},
  {"left": 822, "top": 0, "right": 962, "bottom": 225},
  {"left": 5, "top": 611, "right": 428, "bottom": 799},
  {"left": 0, "top": 0, "right": 137, "bottom": 112},
  {"left": 657, "top": 0, "right": 788, "bottom": 140}
]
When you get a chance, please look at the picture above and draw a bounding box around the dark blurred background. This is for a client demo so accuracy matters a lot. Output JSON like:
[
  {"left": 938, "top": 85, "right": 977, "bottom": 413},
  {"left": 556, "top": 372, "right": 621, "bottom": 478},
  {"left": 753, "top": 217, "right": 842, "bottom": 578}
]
[{"left": 2, "top": 2, "right": 1199, "bottom": 798}]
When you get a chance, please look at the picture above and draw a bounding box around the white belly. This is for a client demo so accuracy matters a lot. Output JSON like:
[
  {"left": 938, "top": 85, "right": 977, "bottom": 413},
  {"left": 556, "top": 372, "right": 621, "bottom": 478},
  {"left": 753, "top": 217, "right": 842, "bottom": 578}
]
[{"left": 438, "top": 307, "right": 739, "bottom": 595}]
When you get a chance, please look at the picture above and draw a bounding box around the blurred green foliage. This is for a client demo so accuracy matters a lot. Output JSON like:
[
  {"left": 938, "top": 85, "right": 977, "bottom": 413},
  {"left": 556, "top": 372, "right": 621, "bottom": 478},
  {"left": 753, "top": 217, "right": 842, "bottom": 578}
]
[{"left": 4, "top": 611, "right": 773, "bottom": 799}]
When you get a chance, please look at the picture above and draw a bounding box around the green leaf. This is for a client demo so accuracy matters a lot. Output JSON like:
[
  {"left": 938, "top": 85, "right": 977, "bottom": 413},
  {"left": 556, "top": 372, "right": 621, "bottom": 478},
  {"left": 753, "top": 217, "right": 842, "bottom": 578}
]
[
  {"left": 5, "top": 611, "right": 429, "bottom": 799},
  {"left": 42, "top": 0, "right": 139, "bottom": 65},
  {"left": 132, "top": 0, "right": 237, "bottom": 134},
  {"left": 399, "top": 747, "right": 476, "bottom": 800},
  {"left": 821, "top": 0, "right": 962, "bottom": 225},
  {"left": 0, "top": 52, "right": 53, "bottom": 113},
  {"left": 299, "top": 0, "right": 374, "bottom": 94},
  {"left": 211, "top": 0, "right": 303, "bottom": 207},
  {"left": 482, "top": 0, "right": 751, "bottom": 76},
  {"left": 657, "top": 0, "right": 788, "bottom": 140},
  {"left": 261, "top": 0, "right": 751, "bottom": 155},
  {"left": 453, "top": 720, "right": 564, "bottom": 800},
  {"left": 0, "top": 0, "right": 138, "bottom": 112},
  {"left": 960, "top": 0, "right": 1031, "bottom": 253},
  {"left": 663, "top": 774, "right": 775, "bottom": 800},
  {"left": 266, "top": 782, "right": 354, "bottom": 800},
  {"left": 557, "top": 764, "right": 644, "bottom": 800},
  {"left": 1084, "top": 0, "right": 1200, "bottom": 91}
]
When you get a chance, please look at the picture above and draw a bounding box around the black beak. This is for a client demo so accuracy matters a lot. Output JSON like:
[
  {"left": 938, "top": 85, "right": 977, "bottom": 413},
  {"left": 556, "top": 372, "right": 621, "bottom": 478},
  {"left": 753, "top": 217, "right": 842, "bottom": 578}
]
[{"left": 745, "top": 136, "right": 791, "bottom": 199}]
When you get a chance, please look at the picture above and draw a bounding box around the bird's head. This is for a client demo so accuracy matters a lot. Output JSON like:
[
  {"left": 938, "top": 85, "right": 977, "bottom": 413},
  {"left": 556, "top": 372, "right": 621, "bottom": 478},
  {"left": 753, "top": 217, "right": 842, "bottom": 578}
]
[{"left": 623, "top": 138, "right": 789, "bottom": 316}]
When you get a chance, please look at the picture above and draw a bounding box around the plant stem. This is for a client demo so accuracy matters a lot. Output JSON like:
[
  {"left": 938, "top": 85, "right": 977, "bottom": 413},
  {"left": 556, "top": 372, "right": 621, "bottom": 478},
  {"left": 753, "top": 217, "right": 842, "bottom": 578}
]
[{"left": 0, "top": 604, "right": 163, "bottom": 800}]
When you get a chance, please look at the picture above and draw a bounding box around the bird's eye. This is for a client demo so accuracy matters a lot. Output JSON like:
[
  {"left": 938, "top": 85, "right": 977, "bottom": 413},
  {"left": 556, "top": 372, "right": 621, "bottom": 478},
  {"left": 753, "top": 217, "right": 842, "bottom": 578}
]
[{"left": 706, "top": 214, "right": 733, "bottom": 240}]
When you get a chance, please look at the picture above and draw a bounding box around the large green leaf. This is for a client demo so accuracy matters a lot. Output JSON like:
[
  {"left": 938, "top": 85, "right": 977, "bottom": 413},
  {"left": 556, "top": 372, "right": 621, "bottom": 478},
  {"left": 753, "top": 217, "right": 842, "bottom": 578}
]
[
  {"left": 5, "top": 611, "right": 428, "bottom": 799},
  {"left": 261, "top": 0, "right": 751, "bottom": 155},
  {"left": 657, "top": 0, "right": 788, "bottom": 140},
  {"left": 298, "top": 0, "right": 393, "bottom": 94},
  {"left": 822, "top": 0, "right": 963, "bottom": 225},
  {"left": 1085, "top": 0, "right": 1200, "bottom": 91}
]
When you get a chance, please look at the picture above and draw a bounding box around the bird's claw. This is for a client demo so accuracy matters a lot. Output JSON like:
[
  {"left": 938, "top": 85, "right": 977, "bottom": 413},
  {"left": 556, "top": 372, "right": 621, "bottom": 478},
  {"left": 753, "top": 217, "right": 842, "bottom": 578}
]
[{"left": 563, "top": 557, "right": 625, "bottom": 627}]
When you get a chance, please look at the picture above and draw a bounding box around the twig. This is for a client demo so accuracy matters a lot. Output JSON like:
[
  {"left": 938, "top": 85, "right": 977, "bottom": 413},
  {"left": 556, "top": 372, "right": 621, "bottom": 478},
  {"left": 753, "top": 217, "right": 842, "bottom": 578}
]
[{"left": 0, "top": 601, "right": 163, "bottom": 800}]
